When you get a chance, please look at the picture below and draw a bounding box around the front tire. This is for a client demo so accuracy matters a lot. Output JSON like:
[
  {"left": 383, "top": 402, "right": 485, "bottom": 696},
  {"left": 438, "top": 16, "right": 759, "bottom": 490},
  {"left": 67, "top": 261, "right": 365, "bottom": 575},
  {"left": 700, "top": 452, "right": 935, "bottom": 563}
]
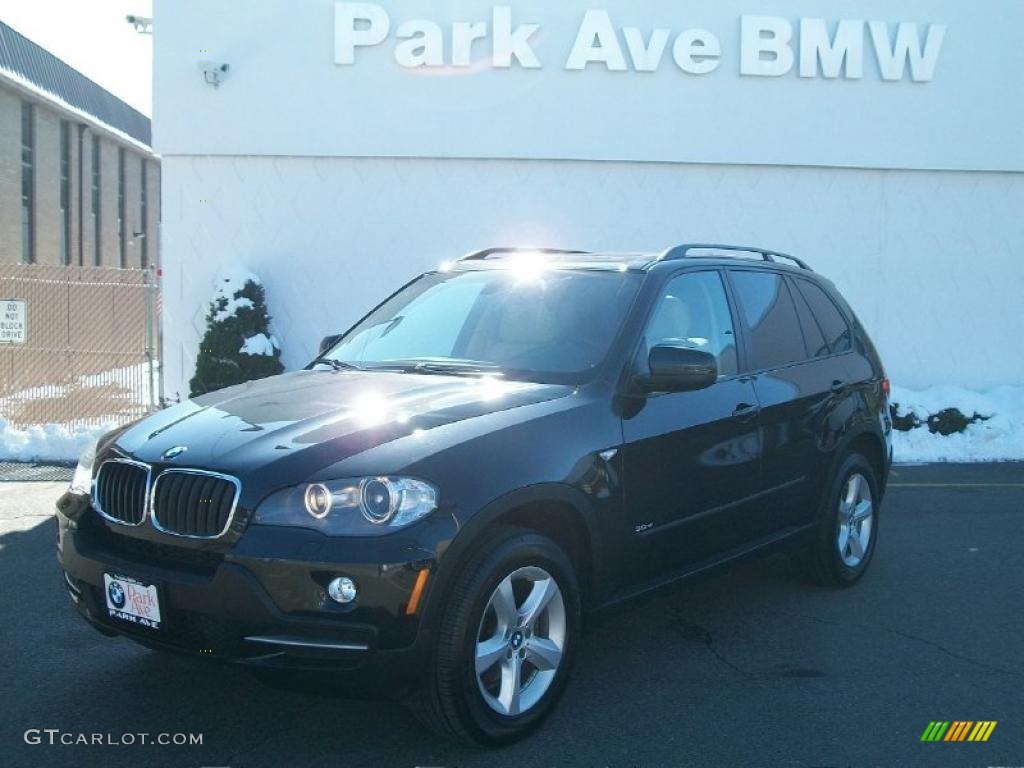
[
  {"left": 801, "top": 453, "right": 880, "bottom": 587},
  {"left": 417, "top": 528, "right": 581, "bottom": 746}
]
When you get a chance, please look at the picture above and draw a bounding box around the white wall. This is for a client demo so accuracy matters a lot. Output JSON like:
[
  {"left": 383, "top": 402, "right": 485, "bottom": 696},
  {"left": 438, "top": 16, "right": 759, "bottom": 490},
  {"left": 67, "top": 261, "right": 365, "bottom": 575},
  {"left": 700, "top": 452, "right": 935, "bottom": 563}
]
[
  {"left": 153, "top": 0, "right": 1024, "bottom": 396},
  {"left": 154, "top": 0, "right": 1024, "bottom": 172},
  {"left": 159, "top": 156, "right": 1024, "bottom": 397}
]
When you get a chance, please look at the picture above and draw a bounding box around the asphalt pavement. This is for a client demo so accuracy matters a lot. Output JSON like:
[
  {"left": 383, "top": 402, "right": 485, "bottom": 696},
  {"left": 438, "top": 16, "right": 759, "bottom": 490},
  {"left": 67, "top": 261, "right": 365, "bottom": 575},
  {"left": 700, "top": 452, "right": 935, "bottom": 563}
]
[{"left": 1, "top": 463, "right": 1022, "bottom": 768}]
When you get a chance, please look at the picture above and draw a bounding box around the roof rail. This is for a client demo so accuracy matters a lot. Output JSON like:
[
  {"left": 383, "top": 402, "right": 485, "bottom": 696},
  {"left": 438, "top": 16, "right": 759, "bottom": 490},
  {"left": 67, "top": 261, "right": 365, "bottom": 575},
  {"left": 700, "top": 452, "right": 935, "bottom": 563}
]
[
  {"left": 658, "top": 243, "right": 812, "bottom": 271},
  {"left": 460, "top": 247, "right": 590, "bottom": 262}
]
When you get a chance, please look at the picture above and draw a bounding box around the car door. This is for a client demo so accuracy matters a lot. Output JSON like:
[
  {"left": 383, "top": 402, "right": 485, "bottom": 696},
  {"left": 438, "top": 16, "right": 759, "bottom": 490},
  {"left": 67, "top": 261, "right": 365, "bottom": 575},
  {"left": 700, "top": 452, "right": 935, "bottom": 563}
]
[
  {"left": 726, "top": 268, "right": 841, "bottom": 531},
  {"left": 789, "top": 275, "right": 861, "bottom": 501},
  {"left": 620, "top": 269, "right": 761, "bottom": 583}
]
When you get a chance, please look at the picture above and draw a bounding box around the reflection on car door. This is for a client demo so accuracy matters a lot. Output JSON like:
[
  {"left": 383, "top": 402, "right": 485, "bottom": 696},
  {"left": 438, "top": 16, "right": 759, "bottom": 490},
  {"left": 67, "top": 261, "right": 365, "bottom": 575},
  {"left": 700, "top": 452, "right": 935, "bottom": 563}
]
[{"left": 620, "top": 270, "right": 761, "bottom": 583}]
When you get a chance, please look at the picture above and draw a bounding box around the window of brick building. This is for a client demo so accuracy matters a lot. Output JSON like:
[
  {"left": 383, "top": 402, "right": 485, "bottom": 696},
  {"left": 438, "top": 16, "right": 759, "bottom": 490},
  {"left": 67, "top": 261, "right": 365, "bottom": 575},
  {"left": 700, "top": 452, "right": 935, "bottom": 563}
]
[
  {"left": 60, "top": 121, "right": 71, "bottom": 265},
  {"left": 21, "top": 102, "right": 35, "bottom": 264},
  {"left": 92, "top": 135, "right": 101, "bottom": 265},
  {"left": 117, "top": 148, "right": 126, "bottom": 267}
]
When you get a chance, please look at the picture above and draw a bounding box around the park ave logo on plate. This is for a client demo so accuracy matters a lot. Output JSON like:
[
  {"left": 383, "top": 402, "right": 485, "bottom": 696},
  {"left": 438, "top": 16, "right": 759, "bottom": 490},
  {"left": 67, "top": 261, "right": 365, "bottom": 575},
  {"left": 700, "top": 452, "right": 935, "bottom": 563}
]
[{"left": 103, "top": 574, "right": 162, "bottom": 630}]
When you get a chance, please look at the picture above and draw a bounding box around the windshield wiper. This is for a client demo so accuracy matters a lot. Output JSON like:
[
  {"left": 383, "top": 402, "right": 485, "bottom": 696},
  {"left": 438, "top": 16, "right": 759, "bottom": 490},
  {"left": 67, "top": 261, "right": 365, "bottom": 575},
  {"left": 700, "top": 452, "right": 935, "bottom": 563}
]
[
  {"left": 368, "top": 359, "right": 502, "bottom": 377},
  {"left": 309, "top": 358, "right": 364, "bottom": 372}
]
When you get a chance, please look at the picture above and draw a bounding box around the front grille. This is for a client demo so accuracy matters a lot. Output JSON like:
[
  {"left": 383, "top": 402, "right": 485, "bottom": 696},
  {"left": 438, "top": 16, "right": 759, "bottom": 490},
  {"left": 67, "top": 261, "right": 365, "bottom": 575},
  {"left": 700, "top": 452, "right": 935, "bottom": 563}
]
[
  {"left": 151, "top": 470, "right": 240, "bottom": 538},
  {"left": 93, "top": 460, "right": 150, "bottom": 526}
]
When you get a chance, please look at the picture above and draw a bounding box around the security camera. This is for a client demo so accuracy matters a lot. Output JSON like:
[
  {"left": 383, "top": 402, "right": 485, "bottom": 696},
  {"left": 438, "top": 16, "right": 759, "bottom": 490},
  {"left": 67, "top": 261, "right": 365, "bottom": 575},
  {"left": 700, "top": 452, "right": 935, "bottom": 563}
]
[
  {"left": 125, "top": 15, "right": 152, "bottom": 34},
  {"left": 198, "top": 60, "right": 230, "bottom": 88}
]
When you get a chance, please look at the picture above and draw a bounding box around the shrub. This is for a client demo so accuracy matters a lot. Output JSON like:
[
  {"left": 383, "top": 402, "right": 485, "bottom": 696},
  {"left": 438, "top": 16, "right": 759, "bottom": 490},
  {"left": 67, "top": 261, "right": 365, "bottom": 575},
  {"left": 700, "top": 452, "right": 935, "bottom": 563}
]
[
  {"left": 926, "top": 408, "right": 989, "bottom": 436},
  {"left": 189, "top": 270, "right": 284, "bottom": 397},
  {"left": 889, "top": 404, "right": 989, "bottom": 436}
]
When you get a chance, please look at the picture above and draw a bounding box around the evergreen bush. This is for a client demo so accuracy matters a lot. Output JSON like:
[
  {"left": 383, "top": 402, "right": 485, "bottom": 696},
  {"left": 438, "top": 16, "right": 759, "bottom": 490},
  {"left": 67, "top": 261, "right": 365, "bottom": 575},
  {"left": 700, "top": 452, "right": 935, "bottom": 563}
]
[{"left": 189, "top": 270, "right": 284, "bottom": 397}]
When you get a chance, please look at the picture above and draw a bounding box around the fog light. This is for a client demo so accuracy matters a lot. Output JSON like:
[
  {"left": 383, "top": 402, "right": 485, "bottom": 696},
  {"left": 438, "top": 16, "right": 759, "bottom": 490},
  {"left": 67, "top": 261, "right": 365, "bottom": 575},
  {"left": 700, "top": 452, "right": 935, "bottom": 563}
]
[{"left": 327, "top": 576, "right": 357, "bottom": 604}]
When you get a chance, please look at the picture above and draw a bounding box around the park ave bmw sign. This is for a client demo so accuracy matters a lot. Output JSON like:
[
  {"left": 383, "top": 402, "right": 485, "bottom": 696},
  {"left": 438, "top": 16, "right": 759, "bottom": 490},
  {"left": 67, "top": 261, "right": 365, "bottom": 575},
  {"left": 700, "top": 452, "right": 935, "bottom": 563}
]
[{"left": 335, "top": 3, "right": 946, "bottom": 82}]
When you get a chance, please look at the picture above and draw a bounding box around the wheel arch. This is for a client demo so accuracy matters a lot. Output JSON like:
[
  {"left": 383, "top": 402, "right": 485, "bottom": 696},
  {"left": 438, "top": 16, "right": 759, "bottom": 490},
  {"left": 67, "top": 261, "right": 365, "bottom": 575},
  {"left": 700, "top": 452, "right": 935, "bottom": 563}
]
[
  {"left": 420, "top": 484, "right": 602, "bottom": 631},
  {"left": 832, "top": 427, "right": 889, "bottom": 502},
  {"left": 845, "top": 431, "right": 888, "bottom": 497}
]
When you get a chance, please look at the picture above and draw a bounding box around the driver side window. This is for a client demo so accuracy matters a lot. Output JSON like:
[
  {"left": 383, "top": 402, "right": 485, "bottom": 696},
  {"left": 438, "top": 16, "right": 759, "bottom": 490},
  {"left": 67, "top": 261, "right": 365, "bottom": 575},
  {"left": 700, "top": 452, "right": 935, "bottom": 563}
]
[{"left": 645, "top": 271, "right": 738, "bottom": 378}]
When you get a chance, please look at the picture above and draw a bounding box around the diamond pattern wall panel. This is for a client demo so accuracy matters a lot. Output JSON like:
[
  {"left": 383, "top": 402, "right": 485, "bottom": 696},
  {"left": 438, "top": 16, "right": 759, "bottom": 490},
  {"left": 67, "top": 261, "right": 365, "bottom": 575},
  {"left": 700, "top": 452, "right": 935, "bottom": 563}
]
[{"left": 160, "top": 157, "right": 1024, "bottom": 398}]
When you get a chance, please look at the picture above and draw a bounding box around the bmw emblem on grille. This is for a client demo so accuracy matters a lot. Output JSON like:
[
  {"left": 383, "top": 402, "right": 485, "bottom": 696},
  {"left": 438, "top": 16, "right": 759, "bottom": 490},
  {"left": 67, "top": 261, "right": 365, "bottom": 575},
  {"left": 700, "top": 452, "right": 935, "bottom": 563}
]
[
  {"left": 108, "top": 581, "right": 126, "bottom": 608},
  {"left": 162, "top": 445, "right": 188, "bottom": 460}
]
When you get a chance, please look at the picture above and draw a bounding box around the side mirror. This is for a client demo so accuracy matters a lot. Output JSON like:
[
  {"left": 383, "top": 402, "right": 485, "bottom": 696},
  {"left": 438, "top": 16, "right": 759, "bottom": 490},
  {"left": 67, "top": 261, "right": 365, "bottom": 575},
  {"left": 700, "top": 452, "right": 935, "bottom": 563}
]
[
  {"left": 637, "top": 345, "right": 717, "bottom": 393},
  {"left": 318, "top": 334, "right": 343, "bottom": 357}
]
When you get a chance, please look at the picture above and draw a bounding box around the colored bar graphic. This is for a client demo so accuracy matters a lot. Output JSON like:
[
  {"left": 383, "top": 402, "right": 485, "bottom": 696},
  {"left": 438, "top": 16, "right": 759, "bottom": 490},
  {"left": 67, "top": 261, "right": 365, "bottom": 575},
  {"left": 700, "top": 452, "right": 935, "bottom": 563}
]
[
  {"left": 921, "top": 721, "right": 950, "bottom": 742},
  {"left": 972, "top": 721, "right": 997, "bottom": 742},
  {"left": 921, "top": 720, "right": 996, "bottom": 743},
  {"left": 947, "top": 721, "right": 973, "bottom": 741}
]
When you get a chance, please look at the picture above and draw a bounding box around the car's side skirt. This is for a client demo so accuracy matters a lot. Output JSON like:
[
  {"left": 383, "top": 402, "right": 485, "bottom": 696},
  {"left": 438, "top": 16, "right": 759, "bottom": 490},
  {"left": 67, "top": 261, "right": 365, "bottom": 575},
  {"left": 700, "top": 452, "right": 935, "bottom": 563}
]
[{"left": 592, "top": 522, "right": 817, "bottom": 614}]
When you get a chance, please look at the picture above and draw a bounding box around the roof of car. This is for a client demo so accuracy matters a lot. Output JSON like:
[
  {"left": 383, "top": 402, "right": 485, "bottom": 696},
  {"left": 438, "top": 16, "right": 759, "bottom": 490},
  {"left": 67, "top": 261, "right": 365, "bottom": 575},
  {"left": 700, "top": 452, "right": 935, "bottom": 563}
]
[{"left": 451, "top": 245, "right": 814, "bottom": 274}]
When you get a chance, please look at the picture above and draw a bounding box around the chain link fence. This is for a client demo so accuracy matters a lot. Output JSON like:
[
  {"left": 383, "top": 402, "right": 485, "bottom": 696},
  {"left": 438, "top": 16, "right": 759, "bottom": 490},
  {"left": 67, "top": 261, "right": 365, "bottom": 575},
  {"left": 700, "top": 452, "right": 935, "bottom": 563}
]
[{"left": 0, "top": 264, "right": 160, "bottom": 430}]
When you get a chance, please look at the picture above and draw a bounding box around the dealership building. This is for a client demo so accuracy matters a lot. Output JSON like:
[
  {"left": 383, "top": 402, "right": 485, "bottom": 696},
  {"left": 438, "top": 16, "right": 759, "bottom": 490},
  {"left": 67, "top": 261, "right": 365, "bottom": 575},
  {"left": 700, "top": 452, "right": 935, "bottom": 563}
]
[{"left": 153, "top": 0, "right": 1023, "bottom": 399}]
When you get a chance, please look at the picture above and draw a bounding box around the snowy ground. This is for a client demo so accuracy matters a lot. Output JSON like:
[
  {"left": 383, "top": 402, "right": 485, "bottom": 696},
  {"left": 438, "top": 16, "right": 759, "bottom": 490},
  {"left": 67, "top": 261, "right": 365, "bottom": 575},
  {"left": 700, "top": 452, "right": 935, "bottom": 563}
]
[
  {"left": 0, "top": 361, "right": 157, "bottom": 463},
  {"left": 2, "top": 382, "right": 1022, "bottom": 465},
  {"left": 890, "top": 384, "right": 1024, "bottom": 464},
  {"left": 0, "top": 420, "right": 110, "bottom": 464}
]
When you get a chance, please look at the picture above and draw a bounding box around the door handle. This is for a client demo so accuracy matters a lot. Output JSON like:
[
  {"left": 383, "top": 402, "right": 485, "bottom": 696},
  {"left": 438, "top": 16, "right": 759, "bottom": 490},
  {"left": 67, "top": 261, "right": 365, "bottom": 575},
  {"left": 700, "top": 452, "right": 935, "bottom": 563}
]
[
  {"left": 732, "top": 403, "right": 760, "bottom": 422},
  {"left": 830, "top": 379, "right": 848, "bottom": 394}
]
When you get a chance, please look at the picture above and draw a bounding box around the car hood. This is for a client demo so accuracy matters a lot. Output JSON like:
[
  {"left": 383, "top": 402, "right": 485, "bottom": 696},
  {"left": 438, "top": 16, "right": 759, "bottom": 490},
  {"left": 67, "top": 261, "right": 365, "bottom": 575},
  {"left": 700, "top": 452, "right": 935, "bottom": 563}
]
[{"left": 114, "top": 370, "right": 573, "bottom": 478}]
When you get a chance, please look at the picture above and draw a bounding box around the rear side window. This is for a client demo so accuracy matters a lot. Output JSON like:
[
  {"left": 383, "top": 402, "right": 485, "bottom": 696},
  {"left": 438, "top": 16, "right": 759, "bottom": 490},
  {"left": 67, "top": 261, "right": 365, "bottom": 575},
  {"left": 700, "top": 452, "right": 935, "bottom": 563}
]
[
  {"left": 789, "top": 278, "right": 829, "bottom": 357},
  {"left": 730, "top": 271, "right": 807, "bottom": 370},
  {"left": 795, "top": 279, "right": 852, "bottom": 354}
]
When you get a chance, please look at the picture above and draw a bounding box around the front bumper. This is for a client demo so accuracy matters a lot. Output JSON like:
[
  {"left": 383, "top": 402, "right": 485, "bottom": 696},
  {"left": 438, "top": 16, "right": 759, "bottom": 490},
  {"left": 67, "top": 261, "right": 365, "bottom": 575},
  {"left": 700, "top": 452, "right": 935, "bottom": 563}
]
[{"left": 56, "top": 495, "right": 453, "bottom": 688}]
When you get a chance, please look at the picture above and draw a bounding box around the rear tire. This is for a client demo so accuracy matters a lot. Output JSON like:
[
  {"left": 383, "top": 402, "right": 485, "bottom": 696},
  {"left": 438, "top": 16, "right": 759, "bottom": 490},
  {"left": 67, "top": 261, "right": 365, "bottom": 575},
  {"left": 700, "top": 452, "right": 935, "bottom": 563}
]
[
  {"left": 800, "top": 453, "right": 880, "bottom": 587},
  {"left": 413, "top": 527, "right": 581, "bottom": 746}
]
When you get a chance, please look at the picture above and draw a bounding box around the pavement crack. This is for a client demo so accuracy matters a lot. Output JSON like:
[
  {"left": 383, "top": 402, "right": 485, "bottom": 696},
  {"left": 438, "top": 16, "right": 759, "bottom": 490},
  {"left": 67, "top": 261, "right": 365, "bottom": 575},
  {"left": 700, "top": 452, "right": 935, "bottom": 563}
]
[
  {"left": 667, "top": 609, "right": 753, "bottom": 679},
  {"left": 781, "top": 610, "right": 1022, "bottom": 676}
]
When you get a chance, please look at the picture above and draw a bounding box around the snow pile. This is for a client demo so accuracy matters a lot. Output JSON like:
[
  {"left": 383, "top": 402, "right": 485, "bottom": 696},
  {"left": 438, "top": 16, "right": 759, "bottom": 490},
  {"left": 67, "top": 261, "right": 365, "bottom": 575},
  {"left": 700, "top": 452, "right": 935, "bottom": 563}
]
[
  {"left": 211, "top": 267, "right": 260, "bottom": 322},
  {"left": 892, "top": 385, "right": 1024, "bottom": 463},
  {"left": 239, "top": 333, "right": 280, "bottom": 357},
  {"left": 0, "top": 418, "right": 110, "bottom": 463},
  {"left": 0, "top": 361, "right": 159, "bottom": 462}
]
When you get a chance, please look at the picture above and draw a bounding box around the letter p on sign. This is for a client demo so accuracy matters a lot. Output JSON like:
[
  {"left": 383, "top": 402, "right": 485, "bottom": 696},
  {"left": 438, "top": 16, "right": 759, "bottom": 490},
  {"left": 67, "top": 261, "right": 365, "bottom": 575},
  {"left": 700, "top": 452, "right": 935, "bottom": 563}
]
[{"left": 335, "top": 2, "right": 390, "bottom": 65}]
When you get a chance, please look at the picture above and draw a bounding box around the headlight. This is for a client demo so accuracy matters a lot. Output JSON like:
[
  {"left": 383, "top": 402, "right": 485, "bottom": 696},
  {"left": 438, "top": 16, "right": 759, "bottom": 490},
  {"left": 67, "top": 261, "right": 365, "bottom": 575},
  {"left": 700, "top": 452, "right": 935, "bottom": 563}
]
[
  {"left": 254, "top": 476, "right": 439, "bottom": 535},
  {"left": 69, "top": 439, "right": 99, "bottom": 496}
]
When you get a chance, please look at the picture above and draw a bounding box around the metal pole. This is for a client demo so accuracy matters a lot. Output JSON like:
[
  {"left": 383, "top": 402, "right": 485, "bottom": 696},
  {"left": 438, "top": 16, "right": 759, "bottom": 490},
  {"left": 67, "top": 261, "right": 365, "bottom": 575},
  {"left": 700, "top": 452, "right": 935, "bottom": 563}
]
[{"left": 144, "top": 266, "right": 156, "bottom": 411}]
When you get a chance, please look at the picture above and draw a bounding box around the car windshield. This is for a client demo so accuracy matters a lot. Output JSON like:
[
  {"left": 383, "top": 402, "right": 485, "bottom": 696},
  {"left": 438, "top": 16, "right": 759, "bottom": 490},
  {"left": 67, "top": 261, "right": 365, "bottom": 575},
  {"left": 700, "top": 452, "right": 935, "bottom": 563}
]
[{"left": 319, "top": 267, "right": 643, "bottom": 384}]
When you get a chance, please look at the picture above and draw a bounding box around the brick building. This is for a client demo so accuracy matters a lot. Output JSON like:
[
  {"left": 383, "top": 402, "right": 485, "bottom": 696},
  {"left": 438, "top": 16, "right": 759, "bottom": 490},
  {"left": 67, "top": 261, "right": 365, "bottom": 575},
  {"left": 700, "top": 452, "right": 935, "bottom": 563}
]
[{"left": 0, "top": 20, "right": 158, "bottom": 269}]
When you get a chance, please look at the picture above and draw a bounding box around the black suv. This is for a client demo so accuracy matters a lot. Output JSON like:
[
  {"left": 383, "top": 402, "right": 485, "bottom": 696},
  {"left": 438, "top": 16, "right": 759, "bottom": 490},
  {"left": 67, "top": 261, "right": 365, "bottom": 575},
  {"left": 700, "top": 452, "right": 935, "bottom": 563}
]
[{"left": 57, "top": 244, "right": 891, "bottom": 745}]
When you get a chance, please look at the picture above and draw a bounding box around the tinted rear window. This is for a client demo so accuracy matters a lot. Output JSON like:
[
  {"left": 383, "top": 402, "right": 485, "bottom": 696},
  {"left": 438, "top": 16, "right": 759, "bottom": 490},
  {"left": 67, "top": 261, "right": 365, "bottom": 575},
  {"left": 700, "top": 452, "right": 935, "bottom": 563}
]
[
  {"left": 790, "top": 280, "right": 829, "bottom": 358},
  {"left": 795, "top": 279, "right": 852, "bottom": 354},
  {"left": 730, "top": 271, "right": 807, "bottom": 370}
]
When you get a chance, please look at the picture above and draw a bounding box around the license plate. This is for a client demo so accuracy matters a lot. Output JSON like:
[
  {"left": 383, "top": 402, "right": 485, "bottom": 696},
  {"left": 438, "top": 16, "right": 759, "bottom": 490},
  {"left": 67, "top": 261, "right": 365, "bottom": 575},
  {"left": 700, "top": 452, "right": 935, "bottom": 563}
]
[{"left": 103, "top": 573, "right": 162, "bottom": 630}]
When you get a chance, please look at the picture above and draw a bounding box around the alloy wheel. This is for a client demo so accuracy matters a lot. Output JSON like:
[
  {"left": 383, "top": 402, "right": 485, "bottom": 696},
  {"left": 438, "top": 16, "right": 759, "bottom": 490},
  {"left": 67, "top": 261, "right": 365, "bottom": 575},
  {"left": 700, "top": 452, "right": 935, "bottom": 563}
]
[
  {"left": 837, "top": 472, "right": 874, "bottom": 567},
  {"left": 474, "top": 566, "right": 567, "bottom": 717}
]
